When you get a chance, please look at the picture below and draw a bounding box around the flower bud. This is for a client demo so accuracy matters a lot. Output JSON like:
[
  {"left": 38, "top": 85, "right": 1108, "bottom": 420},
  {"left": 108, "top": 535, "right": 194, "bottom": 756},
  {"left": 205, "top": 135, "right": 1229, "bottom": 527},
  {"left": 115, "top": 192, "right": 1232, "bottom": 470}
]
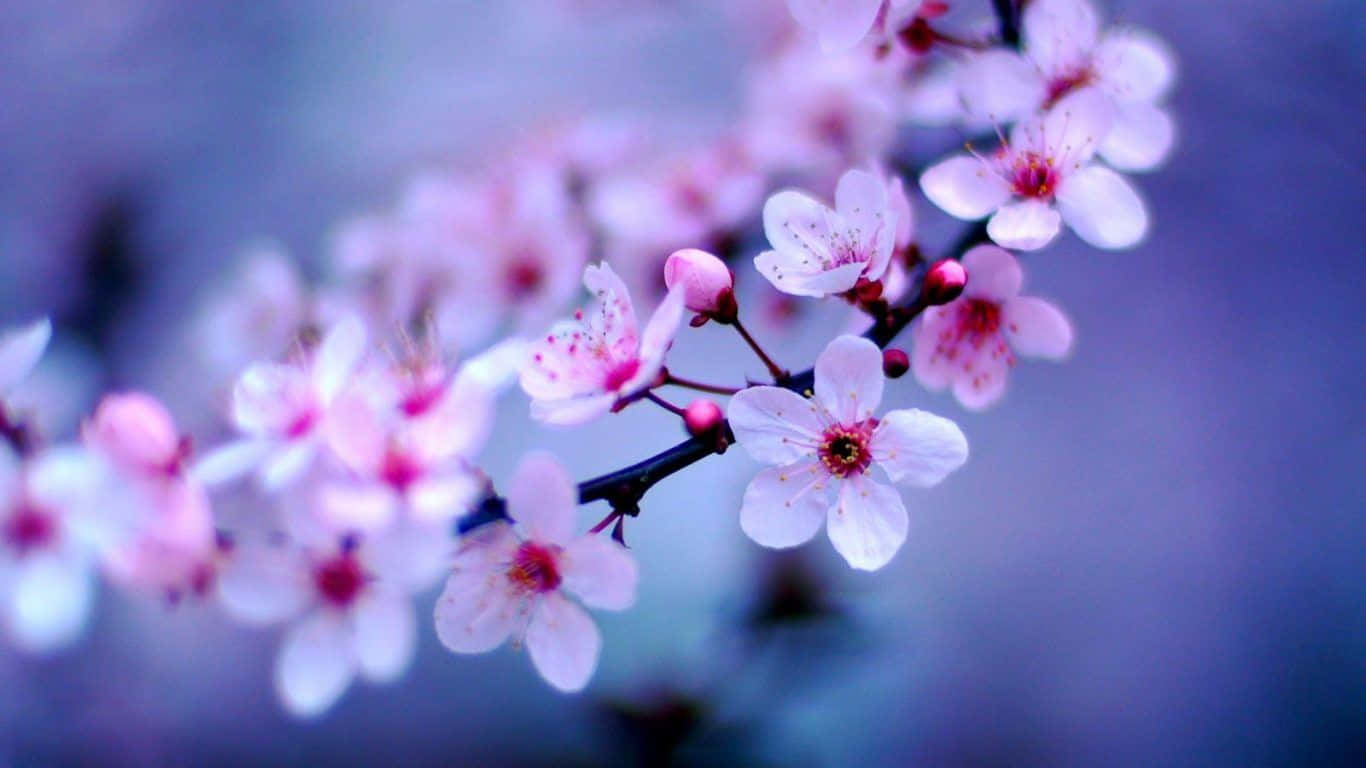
[
  {"left": 664, "top": 249, "right": 734, "bottom": 316},
  {"left": 923, "top": 259, "right": 967, "bottom": 306},
  {"left": 683, "top": 399, "right": 724, "bottom": 437},
  {"left": 882, "top": 349, "right": 910, "bottom": 379},
  {"left": 84, "top": 392, "right": 187, "bottom": 476}
]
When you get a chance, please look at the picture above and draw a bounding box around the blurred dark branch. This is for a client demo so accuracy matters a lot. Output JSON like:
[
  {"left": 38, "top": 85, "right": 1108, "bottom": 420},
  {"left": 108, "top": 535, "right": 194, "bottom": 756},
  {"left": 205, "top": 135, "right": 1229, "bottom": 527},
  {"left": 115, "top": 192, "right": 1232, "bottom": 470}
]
[
  {"left": 458, "top": 221, "right": 990, "bottom": 535},
  {"left": 991, "top": 0, "right": 1022, "bottom": 48}
]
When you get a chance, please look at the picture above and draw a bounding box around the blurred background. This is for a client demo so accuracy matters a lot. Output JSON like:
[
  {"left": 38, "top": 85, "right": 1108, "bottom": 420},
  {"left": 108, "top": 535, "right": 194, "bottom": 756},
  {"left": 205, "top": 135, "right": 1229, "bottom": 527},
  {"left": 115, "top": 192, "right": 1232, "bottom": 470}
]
[{"left": 1, "top": 0, "right": 1363, "bottom": 765}]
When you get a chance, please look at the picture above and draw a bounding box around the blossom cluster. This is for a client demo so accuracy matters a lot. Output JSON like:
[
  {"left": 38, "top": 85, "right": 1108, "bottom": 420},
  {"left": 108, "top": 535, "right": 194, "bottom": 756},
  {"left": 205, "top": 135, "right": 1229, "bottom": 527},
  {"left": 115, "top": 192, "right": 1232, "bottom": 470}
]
[{"left": 1, "top": 0, "right": 1174, "bottom": 718}]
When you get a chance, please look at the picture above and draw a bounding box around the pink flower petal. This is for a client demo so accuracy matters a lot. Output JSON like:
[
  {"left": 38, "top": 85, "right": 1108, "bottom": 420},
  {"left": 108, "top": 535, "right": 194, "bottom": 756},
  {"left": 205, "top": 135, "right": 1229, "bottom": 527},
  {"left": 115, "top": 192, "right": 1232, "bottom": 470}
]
[
  {"left": 1003, "top": 297, "right": 1074, "bottom": 359},
  {"left": 950, "top": 350, "right": 1011, "bottom": 411},
  {"left": 216, "top": 544, "right": 310, "bottom": 626},
  {"left": 762, "top": 189, "right": 837, "bottom": 267},
  {"left": 232, "top": 363, "right": 314, "bottom": 436},
  {"left": 960, "top": 245, "right": 1023, "bottom": 302},
  {"left": 8, "top": 552, "right": 92, "bottom": 653},
  {"left": 1024, "top": 0, "right": 1100, "bottom": 76},
  {"left": 957, "top": 50, "right": 1045, "bottom": 123},
  {"left": 1099, "top": 101, "right": 1176, "bottom": 172},
  {"left": 312, "top": 315, "right": 367, "bottom": 405},
  {"left": 728, "top": 386, "right": 824, "bottom": 466},
  {"left": 1055, "top": 165, "right": 1148, "bottom": 249},
  {"left": 507, "top": 452, "right": 577, "bottom": 545},
  {"left": 274, "top": 612, "right": 357, "bottom": 718},
  {"left": 739, "top": 460, "right": 830, "bottom": 549},
  {"left": 434, "top": 549, "right": 524, "bottom": 654},
  {"left": 352, "top": 590, "right": 417, "bottom": 683},
  {"left": 987, "top": 199, "right": 1062, "bottom": 251},
  {"left": 920, "top": 155, "right": 1011, "bottom": 221},
  {"left": 636, "top": 284, "right": 685, "bottom": 370},
  {"left": 192, "top": 438, "right": 272, "bottom": 487},
  {"left": 561, "top": 536, "right": 638, "bottom": 611},
  {"left": 526, "top": 592, "right": 601, "bottom": 693},
  {"left": 826, "top": 476, "right": 908, "bottom": 571},
  {"left": 835, "top": 168, "right": 895, "bottom": 278},
  {"left": 1095, "top": 29, "right": 1177, "bottom": 103},
  {"left": 814, "top": 335, "right": 884, "bottom": 425},
  {"left": 582, "top": 262, "right": 639, "bottom": 358},
  {"left": 788, "top": 0, "right": 883, "bottom": 52},
  {"left": 753, "top": 252, "right": 866, "bottom": 298},
  {"left": 871, "top": 409, "right": 969, "bottom": 487},
  {"left": 529, "top": 393, "right": 616, "bottom": 427}
]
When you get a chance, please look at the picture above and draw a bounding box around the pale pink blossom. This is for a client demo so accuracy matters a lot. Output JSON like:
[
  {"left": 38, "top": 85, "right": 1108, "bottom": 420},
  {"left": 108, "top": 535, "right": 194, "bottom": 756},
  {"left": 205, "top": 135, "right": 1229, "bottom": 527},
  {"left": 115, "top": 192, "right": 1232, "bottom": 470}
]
[
  {"left": 920, "top": 90, "right": 1148, "bottom": 250},
  {"left": 82, "top": 393, "right": 216, "bottom": 595},
  {"left": 911, "top": 245, "right": 1073, "bottom": 410},
  {"left": 217, "top": 531, "right": 421, "bottom": 718},
  {"left": 756, "top": 168, "right": 898, "bottom": 297},
  {"left": 663, "top": 249, "right": 734, "bottom": 315},
  {"left": 193, "top": 246, "right": 309, "bottom": 380},
  {"left": 0, "top": 318, "right": 51, "bottom": 400},
  {"left": 0, "top": 445, "right": 100, "bottom": 652},
  {"left": 520, "top": 263, "right": 685, "bottom": 426},
  {"left": 786, "top": 0, "right": 885, "bottom": 53},
  {"left": 956, "top": 0, "right": 1177, "bottom": 171},
  {"left": 434, "top": 452, "right": 637, "bottom": 693},
  {"left": 195, "top": 315, "right": 368, "bottom": 491},
  {"left": 728, "top": 335, "right": 967, "bottom": 570}
]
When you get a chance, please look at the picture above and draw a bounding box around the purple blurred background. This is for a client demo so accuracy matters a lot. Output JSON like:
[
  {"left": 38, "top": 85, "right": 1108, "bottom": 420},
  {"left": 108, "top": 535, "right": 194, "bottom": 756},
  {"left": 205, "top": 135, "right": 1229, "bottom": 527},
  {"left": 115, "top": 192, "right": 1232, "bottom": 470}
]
[{"left": 1, "top": 0, "right": 1363, "bottom": 765}]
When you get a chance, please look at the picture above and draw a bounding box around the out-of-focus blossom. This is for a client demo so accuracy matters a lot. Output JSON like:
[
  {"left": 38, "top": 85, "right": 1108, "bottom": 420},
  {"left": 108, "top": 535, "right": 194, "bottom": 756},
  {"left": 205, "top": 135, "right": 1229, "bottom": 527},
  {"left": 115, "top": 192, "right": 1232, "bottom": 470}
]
[
  {"left": 956, "top": 0, "right": 1177, "bottom": 171},
  {"left": 82, "top": 393, "right": 216, "bottom": 595},
  {"left": 786, "top": 0, "right": 885, "bottom": 52},
  {"left": 756, "top": 168, "right": 897, "bottom": 297},
  {"left": 0, "top": 318, "right": 52, "bottom": 400},
  {"left": 728, "top": 335, "right": 967, "bottom": 570},
  {"left": 0, "top": 445, "right": 100, "bottom": 652},
  {"left": 663, "top": 249, "right": 734, "bottom": 316},
  {"left": 195, "top": 316, "right": 367, "bottom": 491},
  {"left": 521, "top": 263, "right": 685, "bottom": 426},
  {"left": 194, "top": 246, "right": 309, "bottom": 381},
  {"left": 217, "top": 531, "right": 423, "bottom": 718},
  {"left": 911, "top": 245, "right": 1072, "bottom": 409},
  {"left": 435, "top": 452, "right": 637, "bottom": 693},
  {"left": 920, "top": 90, "right": 1148, "bottom": 250}
]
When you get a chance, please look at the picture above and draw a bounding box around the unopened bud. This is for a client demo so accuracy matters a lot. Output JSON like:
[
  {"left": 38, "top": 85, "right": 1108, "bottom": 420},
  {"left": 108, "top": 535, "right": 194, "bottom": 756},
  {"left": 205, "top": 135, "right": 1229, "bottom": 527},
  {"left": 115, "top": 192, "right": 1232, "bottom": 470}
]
[
  {"left": 683, "top": 399, "right": 724, "bottom": 437},
  {"left": 923, "top": 259, "right": 967, "bottom": 306},
  {"left": 882, "top": 349, "right": 910, "bottom": 379},
  {"left": 664, "top": 248, "right": 735, "bottom": 317}
]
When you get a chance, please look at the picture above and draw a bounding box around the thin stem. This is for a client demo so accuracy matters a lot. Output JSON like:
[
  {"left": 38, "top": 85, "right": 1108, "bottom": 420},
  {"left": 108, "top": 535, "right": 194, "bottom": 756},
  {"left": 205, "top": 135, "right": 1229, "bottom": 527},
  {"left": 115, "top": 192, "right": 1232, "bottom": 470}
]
[
  {"left": 588, "top": 509, "right": 619, "bottom": 534},
  {"left": 663, "top": 372, "right": 741, "bottom": 396},
  {"left": 644, "top": 391, "right": 687, "bottom": 417},
  {"left": 731, "top": 317, "right": 787, "bottom": 382}
]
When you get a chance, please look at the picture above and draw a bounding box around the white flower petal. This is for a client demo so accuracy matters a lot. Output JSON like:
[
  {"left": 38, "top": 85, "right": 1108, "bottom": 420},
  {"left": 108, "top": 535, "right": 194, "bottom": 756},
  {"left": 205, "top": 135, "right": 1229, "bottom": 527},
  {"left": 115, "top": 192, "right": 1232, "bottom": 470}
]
[
  {"left": 762, "top": 190, "right": 836, "bottom": 266},
  {"left": 788, "top": 0, "right": 883, "bottom": 52},
  {"left": 231, "top": 363, "right": 311, "bottom": 435},
  {"left": 1003, "top": 297, "right": 1074, "bottom": 359},
  {"left": 274, "top": 612, "right": 357, "bottom": 718},
  {"left": 826, "top": 477, "right": 908, "bottom": 571},
  {"left": 317, "top": 483, "right": 397, "bottom": 532},
  {"left": 1099, "top": 102, "right": 1176, "bottom": 172},
  {"left": 987, "top": 199, "right": 1063, "bottom": 251},
  {"left": 1056, "top": 165, "right": 1148, "bottom": 249},
  {"left": 259, "top": 441, "right": 318, "bottom": 491},
  {"left": 1096, "top": 29, "right": 1177, "bottom": 103},
  {"left": 0, "top": 317, "right": 51, "bottom": 396},
  {"left": 834, "top": 169, "right": 894, "bottom": 275},
  {"left": 191, "top": 438, "right": 272, "bottom": 487},
  {"left": 739, "top": 460, "right": 830, "bottom": 549},
  {"left": 960, "top": 244, "right": 1023, "bottom": 301},
  {"left": 216, "top": 545, "right": 310, "bottom": 626},
  {"left": 920, "top": 156, "right": 1011, "bottom": 221},
  {"left": 352, "top": 591, "right": 417, "bottom": 683},
  {"left": 910, "top": 309, "right": 956, "bottom": 392},
  {"left": 561, "top": 536, "right": 637, "bottom": 611},
  {"left": 814, "top": 335, "right": 884, "bottom": 424},
  {"left": 506, "top": 452, "right": 577, "bottom": 545},
  {"left": 8, "top": 553, "right": 92, "bottom": 653},
  {"left": 525, "top": 593, "right": 601, "bottom": 693},
  {"left": 1024, "top": 0, "right": 1100, "bottom": 76},
  {"left": 638, "top": 284, "right": 685, "bottom": 364},
  {"left": 753, "top": 252, "right": 866, "bottom": 298},
  {"left": 434, "top": 560, "right": 522, "bottom": 654},
  {"left": 582, "top": 262, "right": 639, "bottom": 354},
  {"left": 408, "top": 474, "right": 482, "bottom": 523},
  {"left": 951, "top": 351, "right": 1011, "bottom": 410},
  {"left": 872, "top": 409, "right": 969, "bottom": 487},
  {"left": 312, "top": 315, "right": 367, "bottom": 405},
  {"left": 530, "top": 393, "right": 616, "bottom": 427},
  {"left": 1039, "top": 88, "right": 1114, "bottom": 166},
  {"left": 957, "top": 50, "right": 1046, "bottom": 122},
  {"left": 728, "top": 386, "right": 824, "bottom": 466}
]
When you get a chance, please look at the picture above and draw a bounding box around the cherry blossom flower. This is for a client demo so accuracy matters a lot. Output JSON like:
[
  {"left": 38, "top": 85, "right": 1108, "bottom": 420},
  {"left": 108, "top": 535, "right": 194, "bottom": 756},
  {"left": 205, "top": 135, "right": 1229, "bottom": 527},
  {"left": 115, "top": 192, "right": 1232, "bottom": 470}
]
[
  {"left": 193, "top": 246, "right": 309, "bottom": 381},
  {"left": 217, "top": 531, "right": 422, "bottom": 718},
  {"left": 195, "top": 315, "right": 368, "bottom": 491},
  {"left": 756, "top": 168, "right": 898, "bottom": 297},
  {"left": 0, "top": 445, "right": 100, "bottom": 652},
  {"left": 728, "top": 335, "right": 968, "bottom": 570},
  {"left": 520, "top": 263, "right": 685, "bottom": 426},
  {"left": 920, "top": 90, "right": 1148, "bottom": 250},
  {"left": 82, "top": 393, "right": 217, "bottom": 595},
  {"left": 911, "top": 245, "right": 1073, "bottom": 410},
  {"left": 434, "top": 452, "right": 637, "bottom": 693},
  {"left": 0, "top": 318, "right": 52, "bottom": 401},
  {"left": 663, "top": 249, "right": 734, "bottom": 316},
  {"left": 956, "top": 0, "right": 1177, "bottom": 171}
]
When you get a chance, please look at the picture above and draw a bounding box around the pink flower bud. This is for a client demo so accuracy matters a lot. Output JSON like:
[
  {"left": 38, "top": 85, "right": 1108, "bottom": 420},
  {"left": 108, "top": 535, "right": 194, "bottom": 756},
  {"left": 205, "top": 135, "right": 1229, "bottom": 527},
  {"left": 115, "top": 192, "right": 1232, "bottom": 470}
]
[
  {"left": 882, "top": 349, "right": 910, "bottom": 379},
  {"left": 683, "top": 399, "right": 724, "bottom": 437},
  {"left": 84, "top": 392, "right": 187, "bottom": 477},
  {"left": 923, "top": 259, "right": 967, "bottom": 306},
  {"left": 664, "top": 249, "right": 734, "bottom": 316}
]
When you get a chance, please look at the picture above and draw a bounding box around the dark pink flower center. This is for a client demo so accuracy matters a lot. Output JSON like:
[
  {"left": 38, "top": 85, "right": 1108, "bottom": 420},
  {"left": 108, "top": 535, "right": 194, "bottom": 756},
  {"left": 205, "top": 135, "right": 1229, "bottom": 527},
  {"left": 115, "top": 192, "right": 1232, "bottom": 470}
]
[
  {"left": 818, "top": 420, "right": 877, "bottom": 478},
  {"left": 507, "top": 541, "right": 562, "bottom": 593},
  {"left": 1011, "top": 153, "right": 1059, "bottom": 199},
  {"left": 314, "top": 553, "right": 366, "bottom": 608},
  {"left": 4, "top": 504, "right": 55, "bottom": 554},
  {"left": 1045, "top": 67, "right": 1096, "bottom": 108},
  {"left": 505, "top": 253, "right": 545, "bottom": 300},
  {"left": 960, "top": 298, "right": 1002, "bottom": 336},
  {"left": 284, "top": 409, "right": 318, "bottom": 440},
  {"left": 602, "top": 358, "right": 641, "bottom": 392},
  {"left": 380, "top": 448, "right": 424, "bottom": 491}
]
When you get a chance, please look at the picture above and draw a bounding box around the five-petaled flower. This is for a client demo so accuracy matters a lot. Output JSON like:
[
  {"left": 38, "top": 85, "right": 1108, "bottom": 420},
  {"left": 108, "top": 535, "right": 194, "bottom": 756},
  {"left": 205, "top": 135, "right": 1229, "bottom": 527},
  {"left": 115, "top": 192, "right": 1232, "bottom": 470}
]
[
  {"left": 728, "top": 335, "right": 968, "bottom": 570},
  {"left": 435, "top": 452, "right": 637, "bottom": 693},
  {"left": 911, "top": 245, "right": 1073, "bottom": 410},
  {"left": 756, "top": 168, "right": 898, "bottom": 298},
  {"left": 920, "top": 90, "right": 1148, "bottom": 251},
  {"left": 521, "top": 263, "right": 685, "bottom": 426}
]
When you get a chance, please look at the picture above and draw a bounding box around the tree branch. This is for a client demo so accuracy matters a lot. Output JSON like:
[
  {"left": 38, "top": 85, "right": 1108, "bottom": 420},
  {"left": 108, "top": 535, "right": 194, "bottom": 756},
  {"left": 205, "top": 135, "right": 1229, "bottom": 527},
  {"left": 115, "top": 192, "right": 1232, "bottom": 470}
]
[{"left": 991, "top": 0, "right": 1022, "bottom": 48}]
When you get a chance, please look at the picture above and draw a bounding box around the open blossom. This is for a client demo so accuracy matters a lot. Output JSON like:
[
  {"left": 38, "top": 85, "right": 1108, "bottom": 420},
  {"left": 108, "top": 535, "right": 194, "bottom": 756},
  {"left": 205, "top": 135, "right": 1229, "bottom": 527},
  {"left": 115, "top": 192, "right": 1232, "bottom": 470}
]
[
  {"left": 786, "top": 0, "right": 927, "bottom": 53},
  {"left": 920, "top": 90, "right": 1148, "bottom": 250},
  {"left": 435, "top": 452, "right": 637, "bottom": 693},
  {"left": 756, "top": 168, "right": 898, "bottom": 297},
  {"left": 911, "top": 245, "right": 1073, "bottom": 410},
  {"left": 195, "top": 315, "right": 367, "bottom": 491},
  {"left": 957, "top": 0, "right": 1177, "bottom": 172},
  {"left": 82, "top": 393, "right": 217, "bottom": 595},
  {"left": 520, "top": 263, "right": 685, "bottom": 426},
  {"left": 0, "top": 318, "right": 52, "bottom": 401},
  {"left": 217, "top": 531, "right": 421, "bottom": 718},
  {"left": 728, "top": 335, "right": 968, "bottom": 570},
  {"left": 0, "top": 445, "right": 100, "bottom": 652}
]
